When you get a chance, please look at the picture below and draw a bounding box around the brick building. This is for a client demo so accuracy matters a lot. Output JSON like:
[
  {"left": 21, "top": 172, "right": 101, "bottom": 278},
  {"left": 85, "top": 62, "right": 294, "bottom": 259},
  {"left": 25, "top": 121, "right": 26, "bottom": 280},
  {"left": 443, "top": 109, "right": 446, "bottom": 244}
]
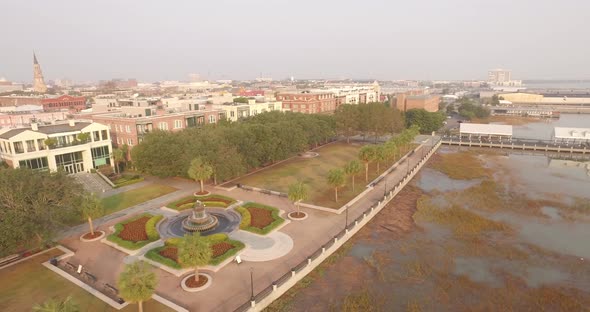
[
  {"left": 90, "top": 108, "right": 224, "bottom": 149},
  {"left": 276, "top": 92, "right": 336, "bottom": 114},
  {"left": 394, "top": 93, "right": 440, "bottom": 113},
  {"left": 42, "top": 95, "right": 86, "bottom": 112}
]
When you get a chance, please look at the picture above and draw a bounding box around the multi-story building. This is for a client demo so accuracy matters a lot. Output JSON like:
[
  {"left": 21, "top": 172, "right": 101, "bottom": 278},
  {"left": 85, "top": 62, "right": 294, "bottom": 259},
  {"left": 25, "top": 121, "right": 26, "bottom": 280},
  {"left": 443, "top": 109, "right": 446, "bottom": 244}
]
[
  {"left": 42, "top": 95, "right": 86, "bottom": 112},
  {"left": 276, "top": 92, "right": 337, "bottom": 114},
  {"left": 394, "top": 93, "right": 440, "bottom": 112},
  {"left": 488, "top": 69, "right": 522, "bottom": 87},
  {"left": 90, "top": 108, "right": 224, "bottom": 148},
  {"left": 213, "top": 99, "right": 283, "bottom": 122},
  {"left": 0, "top": 120, "right": 112, "bottom": 173},
  {"left": 323, "top": 83, "right": 381, "bottom": 107},
  {"left": 0, "top": 111, "right": 69, "bottom": 127}
]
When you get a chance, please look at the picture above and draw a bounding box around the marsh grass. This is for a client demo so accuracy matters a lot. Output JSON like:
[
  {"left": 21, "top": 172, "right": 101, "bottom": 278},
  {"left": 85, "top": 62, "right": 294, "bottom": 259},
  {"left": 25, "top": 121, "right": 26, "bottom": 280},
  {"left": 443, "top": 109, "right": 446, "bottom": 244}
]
[{"left": 430, "top": 152, "right": 492, "bottom": 180}]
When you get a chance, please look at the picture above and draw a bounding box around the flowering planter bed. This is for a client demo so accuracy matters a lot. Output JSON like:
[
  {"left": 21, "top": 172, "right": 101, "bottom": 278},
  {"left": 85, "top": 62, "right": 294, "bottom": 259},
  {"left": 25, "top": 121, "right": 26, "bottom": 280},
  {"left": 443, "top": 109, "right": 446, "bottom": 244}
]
[
  {"left": 106, "top": 214, "right": 163, "bottom": 250},
  {"left": 145, "top": 234, "right": 245, "bottom": 269},
  {"left": 167, "top": 194, "right": 237, "bottom": 211},
  {"left": 235, "top": 202, "right": 285, "bottom": 235}
]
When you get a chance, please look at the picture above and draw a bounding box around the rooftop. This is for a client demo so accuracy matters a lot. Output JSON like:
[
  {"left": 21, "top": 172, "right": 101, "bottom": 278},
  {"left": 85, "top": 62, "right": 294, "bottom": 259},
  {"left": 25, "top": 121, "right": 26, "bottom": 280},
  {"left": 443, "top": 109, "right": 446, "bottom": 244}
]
[
  {"left": 0, "top": 121, "right": 91, "bottom": 139},
  {"left": 553, "top": 127, "right": 590, "bottom": 140},
  {"left": 459, "top": 123, "right": 513, "bottom": 136}
]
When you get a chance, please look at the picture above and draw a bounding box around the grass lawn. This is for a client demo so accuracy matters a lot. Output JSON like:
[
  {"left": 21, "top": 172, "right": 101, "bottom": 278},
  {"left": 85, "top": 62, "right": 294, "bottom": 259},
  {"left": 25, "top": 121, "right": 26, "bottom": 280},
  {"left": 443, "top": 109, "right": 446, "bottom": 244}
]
[
  {"left": 233, "top": 142, "right": 415, "bottom": 208},
  {"left": 0, "top": 249, "right": 172, "bottom": 312},
  {"left": 101, "top": 184, "right": 177, "bottom": 215}
]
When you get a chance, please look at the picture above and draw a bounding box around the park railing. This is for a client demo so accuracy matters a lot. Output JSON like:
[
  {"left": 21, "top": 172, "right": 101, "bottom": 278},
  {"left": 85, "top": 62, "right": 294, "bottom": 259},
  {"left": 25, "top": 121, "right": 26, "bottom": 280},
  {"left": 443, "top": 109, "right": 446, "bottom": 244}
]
[{"left": 235, "top": 138, "right": 442, "bottom": 312}]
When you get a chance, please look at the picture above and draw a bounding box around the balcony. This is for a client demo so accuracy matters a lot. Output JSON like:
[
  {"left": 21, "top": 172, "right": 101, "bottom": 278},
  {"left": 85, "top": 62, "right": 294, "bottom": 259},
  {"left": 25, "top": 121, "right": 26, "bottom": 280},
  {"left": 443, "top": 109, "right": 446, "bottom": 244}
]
[{"left": 47, "top": 138, "right": 91, "bottom": 150}]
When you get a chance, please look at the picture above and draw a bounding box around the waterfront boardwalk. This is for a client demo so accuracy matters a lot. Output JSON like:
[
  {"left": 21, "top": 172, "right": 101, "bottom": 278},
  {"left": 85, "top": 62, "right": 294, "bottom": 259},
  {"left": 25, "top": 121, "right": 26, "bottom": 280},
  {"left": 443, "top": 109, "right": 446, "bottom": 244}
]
[
  {"left": 57, "top": 136, "right": 440, "bottom": 312},
  {"left": 442, "top": 137, "right": 589, "bottom": 154}
]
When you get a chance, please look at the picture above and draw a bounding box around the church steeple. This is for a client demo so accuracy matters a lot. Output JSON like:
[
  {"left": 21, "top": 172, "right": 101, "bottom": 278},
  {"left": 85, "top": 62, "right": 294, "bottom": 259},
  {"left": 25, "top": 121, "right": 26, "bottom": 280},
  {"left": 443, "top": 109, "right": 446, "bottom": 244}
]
[{"left": 33, "top": 52, "right": 47, "bottom": 93}]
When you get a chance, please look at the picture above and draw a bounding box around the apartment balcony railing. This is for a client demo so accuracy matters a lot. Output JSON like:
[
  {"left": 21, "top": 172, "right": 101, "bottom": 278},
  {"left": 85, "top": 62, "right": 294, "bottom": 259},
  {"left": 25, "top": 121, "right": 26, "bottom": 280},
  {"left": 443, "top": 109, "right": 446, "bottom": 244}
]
[{"left": 47, "top": 138, "right": 91, "bottom": 150}]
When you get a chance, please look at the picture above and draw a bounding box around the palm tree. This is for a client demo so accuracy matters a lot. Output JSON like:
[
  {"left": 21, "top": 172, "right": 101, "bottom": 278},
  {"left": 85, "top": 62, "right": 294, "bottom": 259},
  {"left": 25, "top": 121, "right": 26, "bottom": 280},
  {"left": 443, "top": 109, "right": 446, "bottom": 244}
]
[
  {"left": 327, "top": 169, "right": 346, "bottom": 202},
  {"left": 187, "top": 157, "right": 213, "bottom": 194},
  {"left": 117, "top": 261, "right": 157, "bottom": 312},
  {"left": 374, "top": 145, "right": 387, "bottom": 174},
  {"left": 33, "top": 296, "right": 79, "bottom": 312},
  {"left": 385, "top": 140, "right": 399, "bottom": 164},
  {"left": 358, "top": 145, "right": 376, "bottom": 182},
  {"left": 112, "top": 148, "right": 125, "bottom": 174},
  {"left": 178, "top": 233, "right": 212, "bottom": 284},
  {"left": 344, "top": 160, "right": 361, "bottom": 192},
  {"left": 81, "top": 193, "right": 104, "bottom": 236},
  {"left": 288, "top": 182, "right": 308, "bottom": 216}
]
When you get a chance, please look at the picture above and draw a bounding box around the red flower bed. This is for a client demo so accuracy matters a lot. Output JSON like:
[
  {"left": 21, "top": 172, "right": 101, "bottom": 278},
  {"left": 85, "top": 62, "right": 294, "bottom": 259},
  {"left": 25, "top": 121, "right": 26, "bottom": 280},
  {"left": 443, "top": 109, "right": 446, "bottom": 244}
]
[
  {"left": 82, "top": 232, "right": 102, "bottom": 240},
  {"left": 118, "top": 217, "right": 150, "bottom": 242},
  {"left": 247, "top": 207, "right": 273, "bottom": 229},
  {"left": 159, "top": 247, "right": 178, "bottom": 261},
  {"left": 186, "top": 275, "right": 208, "bottom": 288},
  {"left": 212, "top": 242, "right": 234, "bottom": 257}
]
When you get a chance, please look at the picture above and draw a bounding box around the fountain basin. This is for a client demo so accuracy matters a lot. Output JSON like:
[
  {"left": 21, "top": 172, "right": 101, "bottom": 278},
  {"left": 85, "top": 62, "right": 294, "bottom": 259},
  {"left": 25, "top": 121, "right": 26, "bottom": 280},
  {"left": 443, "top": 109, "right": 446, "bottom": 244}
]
[{"left": 162, "top": 209, "right": 241, "bottom": 238}]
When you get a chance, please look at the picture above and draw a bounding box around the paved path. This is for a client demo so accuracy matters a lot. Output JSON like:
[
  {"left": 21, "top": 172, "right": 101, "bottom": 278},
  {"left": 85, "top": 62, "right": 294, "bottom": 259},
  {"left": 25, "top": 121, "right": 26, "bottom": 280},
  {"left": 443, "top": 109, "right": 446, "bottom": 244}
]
[
  {"left": 229, "top": 231, "right": 294, "bottom": 262},
  {"left": 74, "top": 172, "right": 112, "bottom": 194},
  {"left": 57, "top": 137, "right": 440, "bottom": 312}
]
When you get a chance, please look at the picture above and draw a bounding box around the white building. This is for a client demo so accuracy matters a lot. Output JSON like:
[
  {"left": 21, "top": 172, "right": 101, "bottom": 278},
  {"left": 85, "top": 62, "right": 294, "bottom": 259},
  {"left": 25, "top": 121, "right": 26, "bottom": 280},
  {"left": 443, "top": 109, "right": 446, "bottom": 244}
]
[
  {"left": 0, "top": 121, "right": 113, "bottom": 173},
  {"left": 214, "top": 99, "right": 283, "bottom": 122},
  {"left": 553, "top": 127, "right": 590, "bottom": 143},
  {"left": 459, "top": 123, "right": 513, "bottom": 139},
  {"left": 488, "top": 69, "right": 522, "bottom": 87}
]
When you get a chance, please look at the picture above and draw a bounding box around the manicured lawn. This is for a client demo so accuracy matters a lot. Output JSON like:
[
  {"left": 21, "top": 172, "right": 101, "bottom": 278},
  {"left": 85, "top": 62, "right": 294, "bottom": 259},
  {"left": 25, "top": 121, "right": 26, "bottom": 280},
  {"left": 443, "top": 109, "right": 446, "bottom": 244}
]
[
  {"left": 0, "top": 249, "right": 172, "bottom": 312},
  {"left": 232, "top": 142, "right": 414, "bottom": 208},
  {"left": 101, "top": 184, "right": 177, "bottom": 215}
]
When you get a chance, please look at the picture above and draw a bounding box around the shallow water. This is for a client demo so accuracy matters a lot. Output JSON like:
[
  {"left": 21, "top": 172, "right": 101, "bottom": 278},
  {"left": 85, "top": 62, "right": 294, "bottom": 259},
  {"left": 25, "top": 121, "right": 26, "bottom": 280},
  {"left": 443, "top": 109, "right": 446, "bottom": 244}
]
[{"left": 511, "top": 114, "right": 590, "bottom": 140}]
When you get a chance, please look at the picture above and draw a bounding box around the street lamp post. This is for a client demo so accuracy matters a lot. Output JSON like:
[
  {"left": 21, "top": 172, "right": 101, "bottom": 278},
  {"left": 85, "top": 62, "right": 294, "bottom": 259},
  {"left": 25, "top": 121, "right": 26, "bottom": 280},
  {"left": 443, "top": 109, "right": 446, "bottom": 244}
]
[
  {"left": 384, "top": 181, "right": 387, "bottom": 197},
  {"left": 345, "top": 205, "right": 349, "bottom": 231},
  {"left": 250, "top": 267, "right": 254, "bottom": 302}
]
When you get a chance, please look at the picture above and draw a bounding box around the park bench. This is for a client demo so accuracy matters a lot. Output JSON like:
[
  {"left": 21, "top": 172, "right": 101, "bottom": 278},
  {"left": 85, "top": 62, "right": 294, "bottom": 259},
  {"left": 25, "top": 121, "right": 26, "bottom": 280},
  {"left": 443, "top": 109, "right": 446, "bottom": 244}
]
[
  {"left": 65, "top": 261, "right": 76, "bottom": 271},
  {"left": 83, "top": 271, "right": 97, "bottom": 283},
  {"left": 105, "top": 283, "right": 119, "bottom": 295},
  {"left": 0, "top": 254, "right": 20, "bottom": 267}
]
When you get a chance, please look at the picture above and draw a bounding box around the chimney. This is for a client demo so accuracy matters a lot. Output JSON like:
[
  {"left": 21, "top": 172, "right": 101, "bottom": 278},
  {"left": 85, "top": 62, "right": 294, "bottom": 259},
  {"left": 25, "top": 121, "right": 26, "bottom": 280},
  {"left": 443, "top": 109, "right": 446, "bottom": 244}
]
[
  {"left": 31, "top": 122, "right": 38, "bottom": 131},
  {"left": 69, "top": 120, "right": 75, "bottom": 127}
]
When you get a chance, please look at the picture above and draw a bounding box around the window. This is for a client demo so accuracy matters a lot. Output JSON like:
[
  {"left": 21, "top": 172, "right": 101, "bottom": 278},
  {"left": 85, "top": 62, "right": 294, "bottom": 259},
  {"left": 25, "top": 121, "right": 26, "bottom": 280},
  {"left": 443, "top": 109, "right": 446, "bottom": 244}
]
[
  {"left": 174, "top": 120, "right": 182, "bottom": 129},
  {"left": 158, "top": 122, "right": 168, "bottom": 130},
  {"left": 91, "top": 146, "right": 111, "bottom": 168},
  {"left": 108, "top": 124, "right": 112, "bottom": 130},
  {"left": 93, "top": 131, "right": 100, "bottom": 141},
  {"left": 209, "top": 115, "right": 216, "bottom": 123},
  {"left": 127, "top": 138, "right": 133, "bottom": 146},
  {"left": 19, "top": 157, "right": 48, "bottom": 171},
  {"left": 26, "top": 140, "right": 36, "bottom": 152},
  {"left": 230, "top": 111, "right": 235, "bottom": 118},
  {"left": 101, "top": 130, "right": 108, "bottom": 140},
  {"left": 115, "top": 125, "right": 119, "bottom": 132},
  {"left": 126, "top": 125, "right": 131, "bottom": 133}
]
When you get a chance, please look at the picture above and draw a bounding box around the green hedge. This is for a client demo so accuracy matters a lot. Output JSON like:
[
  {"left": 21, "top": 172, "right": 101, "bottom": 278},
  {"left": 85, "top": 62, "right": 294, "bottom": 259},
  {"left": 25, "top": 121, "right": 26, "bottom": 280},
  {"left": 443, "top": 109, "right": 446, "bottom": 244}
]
[
  {"left": 237, "top": 202, "right": 284, "bottom": 235},
  {"left": 145, "top": 215, "right": 163, "bottom": 241},
  {"left": 166, "top": 194, "right": 237, "bottom": 210},
  {"left": 145, "top": 246, "right": 182, "bottom": 269},
  {"left": 210, "top": 239, "right": 245, "bottom": 266},
  {"left": 145, "top": 234, "right": 245, "bottom": 268},
  {"left": 106, "top": 213, "right": 162, "bottom": 250},
  {"left": 236, "top": 206, "right": 251, "bottom": 229}
]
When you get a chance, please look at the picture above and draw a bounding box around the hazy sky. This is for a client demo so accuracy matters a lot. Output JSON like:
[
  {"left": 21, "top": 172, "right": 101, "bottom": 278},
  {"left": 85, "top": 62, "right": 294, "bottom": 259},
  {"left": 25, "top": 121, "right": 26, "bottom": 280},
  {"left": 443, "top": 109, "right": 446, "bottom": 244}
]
[{"left": 2, "top": 0, "right": 589, "bottom": 82}]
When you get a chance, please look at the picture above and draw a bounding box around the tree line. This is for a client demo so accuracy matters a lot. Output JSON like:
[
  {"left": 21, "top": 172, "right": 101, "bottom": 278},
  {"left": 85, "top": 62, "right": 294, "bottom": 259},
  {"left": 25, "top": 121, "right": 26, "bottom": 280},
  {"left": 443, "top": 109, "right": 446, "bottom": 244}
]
[
  {"left": 334, "top": 103, "right": 405, "bottom": 143},
  {"left": 131, "top": 111, "right": 336, "bottom": 182}
]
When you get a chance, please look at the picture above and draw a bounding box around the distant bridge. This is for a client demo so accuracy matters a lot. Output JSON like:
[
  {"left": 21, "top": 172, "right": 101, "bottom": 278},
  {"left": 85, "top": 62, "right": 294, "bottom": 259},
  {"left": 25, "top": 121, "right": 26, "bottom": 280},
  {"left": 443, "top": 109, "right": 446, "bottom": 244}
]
[{"left": 441, "top": 136, "right": 589, "bottom": 155}]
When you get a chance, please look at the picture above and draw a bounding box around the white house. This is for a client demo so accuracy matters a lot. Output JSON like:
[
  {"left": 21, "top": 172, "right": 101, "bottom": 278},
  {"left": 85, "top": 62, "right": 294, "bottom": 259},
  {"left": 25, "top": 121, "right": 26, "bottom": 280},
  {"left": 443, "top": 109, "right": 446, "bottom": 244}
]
[{"left": 0, "top": 120, "right": 113, "bottom": 173}]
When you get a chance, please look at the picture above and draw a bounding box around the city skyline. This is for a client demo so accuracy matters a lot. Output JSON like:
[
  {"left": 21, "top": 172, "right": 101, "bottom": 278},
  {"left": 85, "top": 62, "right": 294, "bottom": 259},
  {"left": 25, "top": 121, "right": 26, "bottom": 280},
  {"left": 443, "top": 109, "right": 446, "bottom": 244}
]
[{"left": 2, "top": 0, "right": 590, "bottom": 82}]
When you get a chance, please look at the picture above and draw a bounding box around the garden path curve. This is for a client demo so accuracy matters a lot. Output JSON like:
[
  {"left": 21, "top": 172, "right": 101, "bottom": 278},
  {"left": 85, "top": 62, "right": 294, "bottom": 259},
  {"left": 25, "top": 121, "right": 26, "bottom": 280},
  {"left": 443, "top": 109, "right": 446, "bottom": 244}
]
[{"left": 229, "top": 230, "right": 293, "bottom": 262}]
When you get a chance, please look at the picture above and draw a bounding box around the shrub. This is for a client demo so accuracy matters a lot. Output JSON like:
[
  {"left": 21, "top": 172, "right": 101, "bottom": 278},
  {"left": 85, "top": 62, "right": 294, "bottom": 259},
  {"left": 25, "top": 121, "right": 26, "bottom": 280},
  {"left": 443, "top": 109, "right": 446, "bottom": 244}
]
[
  {"left": 206, "top": 233, "right": 228, "bottom": 243},
  {"left": 238, "top": 202, "right": 285, "bottom": 235},
  {"left": 106, "top": 213, "right": 160, "bottom": 250},
  {"left": 177, "top": 202, "right": 194, "bottom": 211},
  {"left": 209, "top": 239, "right": 245, "bottom": 266},
  {"left": 236, "top": 206, "right": 251, "bottom": 229},
  {"left": 202, "top": 201, "right": 228, "bottom": 208},
  {"left": 165, "top": 237, "right": 182, "bottom": 246},
  {"left": 145, "top": 215, "right": 163, "bottom": 241}
]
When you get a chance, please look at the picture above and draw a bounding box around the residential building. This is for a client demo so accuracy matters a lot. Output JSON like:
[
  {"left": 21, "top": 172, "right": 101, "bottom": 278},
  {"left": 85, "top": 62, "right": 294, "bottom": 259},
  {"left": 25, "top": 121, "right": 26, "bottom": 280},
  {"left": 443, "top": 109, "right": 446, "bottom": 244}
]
[
  {"left": 0, "top": 120, "right": 112, "bottom": 173},
  {"left": 214, "top": 99, "right": 283, "bottom": 122},
  {"left": 394, "top": 93, "right": 440, "bottom": 112},
  {"left": 90, "top": 108, "right": 224, "bottom": 148},
  {"left": 276, "top": 92, "right": 337, "bottom": 114},
  {"left": 0, "top": 111, "right": 69, "bottom": 127},
  {"left": 42, "top": 95, "right": 86, "bottom": 112},
  {"left": 488, "top": 69, "right": 522, "bottom": 87}
]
